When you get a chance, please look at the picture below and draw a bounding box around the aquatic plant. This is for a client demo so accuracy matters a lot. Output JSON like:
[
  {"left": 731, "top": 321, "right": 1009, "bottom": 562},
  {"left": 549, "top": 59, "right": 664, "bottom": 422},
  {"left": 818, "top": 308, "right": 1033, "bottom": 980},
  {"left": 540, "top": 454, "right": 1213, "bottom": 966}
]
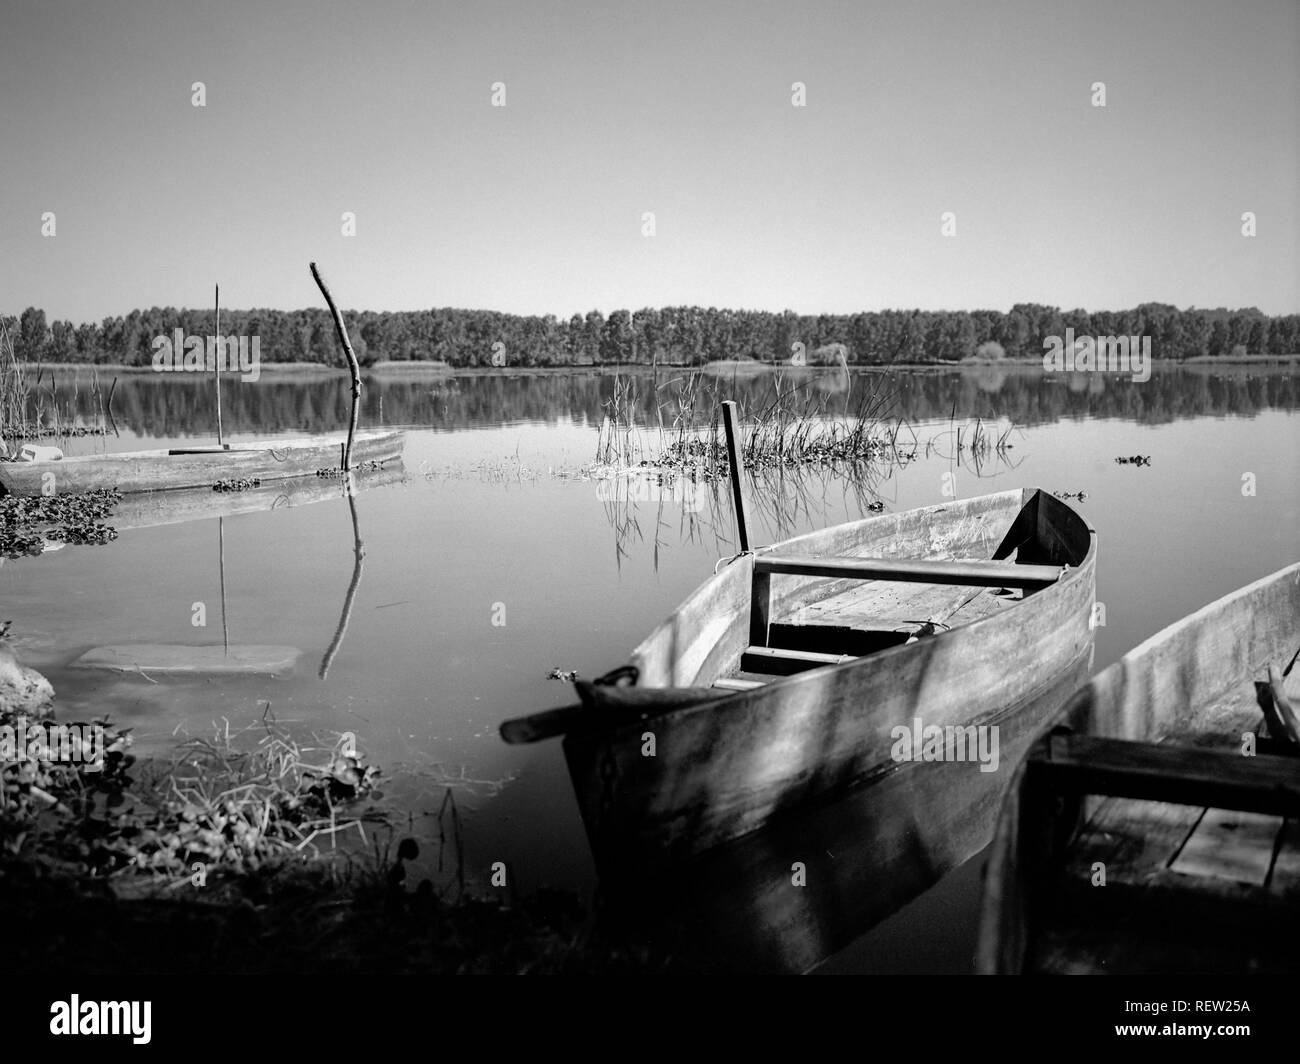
[
  {"left": 212, "top": 476, "right": 262, "bottom": 492},
  {"left": 596, "top": 368, "right": 911, "bottom": 476},
  {"left": 0, "top": 487, "right": 121, "bottom": 558},
  {"left": 1, "top": 709, "right": 387, "bottom": 883},
  {"left": 316, "top": 459, "right": 385, "bottom": 478}
]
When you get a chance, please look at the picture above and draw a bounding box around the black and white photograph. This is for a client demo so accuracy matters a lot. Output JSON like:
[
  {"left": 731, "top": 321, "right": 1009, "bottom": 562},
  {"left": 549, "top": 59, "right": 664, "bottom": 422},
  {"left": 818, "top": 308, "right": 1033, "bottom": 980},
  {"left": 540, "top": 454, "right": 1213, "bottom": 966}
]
[{"left": 0, "top": 0, "right": 1297, "bottom": 1039}]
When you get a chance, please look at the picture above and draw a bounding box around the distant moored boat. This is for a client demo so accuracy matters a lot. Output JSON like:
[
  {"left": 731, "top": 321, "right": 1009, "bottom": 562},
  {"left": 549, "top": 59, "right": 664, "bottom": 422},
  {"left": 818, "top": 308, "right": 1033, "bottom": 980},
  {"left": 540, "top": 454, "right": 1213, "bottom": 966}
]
[{"left": 0, "top": 430, "right": 404, "bottom": 496}]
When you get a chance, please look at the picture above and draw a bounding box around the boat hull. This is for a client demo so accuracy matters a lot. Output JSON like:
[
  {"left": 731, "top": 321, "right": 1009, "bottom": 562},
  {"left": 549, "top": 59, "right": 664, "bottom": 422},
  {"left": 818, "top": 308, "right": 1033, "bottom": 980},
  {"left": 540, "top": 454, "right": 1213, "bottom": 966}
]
[
  {"left": 595, "top": 639, "right": 1095, "bottom": 971},
  {"left": 0, "top": 430, "right": 404, "bottom": 496},
  {"left": 562, "top": 488, "right": 1097, "bottom": 868}
]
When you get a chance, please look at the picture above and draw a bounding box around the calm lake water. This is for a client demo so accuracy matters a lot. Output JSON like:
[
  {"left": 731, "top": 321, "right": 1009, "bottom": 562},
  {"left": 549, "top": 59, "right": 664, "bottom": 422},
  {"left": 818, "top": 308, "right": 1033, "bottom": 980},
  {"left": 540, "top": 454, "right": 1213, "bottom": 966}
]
[{"left": 3, "top": 362, "right": 1297, "bottom": 971}]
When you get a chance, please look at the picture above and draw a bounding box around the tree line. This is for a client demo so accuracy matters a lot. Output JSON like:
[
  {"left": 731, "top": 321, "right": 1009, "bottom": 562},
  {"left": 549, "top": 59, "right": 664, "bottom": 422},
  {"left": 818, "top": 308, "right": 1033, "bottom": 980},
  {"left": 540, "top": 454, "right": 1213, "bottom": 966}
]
[{"left": 4, "top": 303, "right": 1297, "bottom": 368}]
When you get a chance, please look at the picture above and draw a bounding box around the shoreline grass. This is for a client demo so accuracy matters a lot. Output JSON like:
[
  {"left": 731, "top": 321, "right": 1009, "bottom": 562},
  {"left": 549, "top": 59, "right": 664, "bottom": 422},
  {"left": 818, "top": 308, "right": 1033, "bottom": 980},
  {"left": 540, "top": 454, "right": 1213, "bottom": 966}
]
[{"left": 0, "top": 687, "right": 670, "bottom": 973}]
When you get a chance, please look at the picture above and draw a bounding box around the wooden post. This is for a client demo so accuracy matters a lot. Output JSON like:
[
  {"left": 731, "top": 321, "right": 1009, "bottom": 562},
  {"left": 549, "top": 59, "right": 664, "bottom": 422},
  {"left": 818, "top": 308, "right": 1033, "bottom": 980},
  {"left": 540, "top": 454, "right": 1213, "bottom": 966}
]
[
  {"left": 721, "top": 400, "right": 749, "bottom": 552},
  {"left": 309, "top": 262, "right": 362, "bottom": 471},
  {"left": 213, "top": 284, "right": 224, "bottom": 447}
]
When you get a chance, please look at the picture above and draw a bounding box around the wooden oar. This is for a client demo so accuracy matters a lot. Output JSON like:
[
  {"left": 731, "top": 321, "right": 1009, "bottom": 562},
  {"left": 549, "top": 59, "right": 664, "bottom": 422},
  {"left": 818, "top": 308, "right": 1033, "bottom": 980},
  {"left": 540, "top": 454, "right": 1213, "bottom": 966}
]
[
  {"left": 501, "top": 683, "right": 731, "bottom": 744},
  {"left": 500, "top": 704, "right": 587, "bottom": 744}
]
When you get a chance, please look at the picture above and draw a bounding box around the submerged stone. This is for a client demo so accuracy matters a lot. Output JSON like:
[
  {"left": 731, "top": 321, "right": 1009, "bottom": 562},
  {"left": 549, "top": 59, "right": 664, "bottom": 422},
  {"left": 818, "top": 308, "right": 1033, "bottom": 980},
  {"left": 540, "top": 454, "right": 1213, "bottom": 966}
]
[{"left": 0, "top": 642, "right": 55, "bottom": 717}]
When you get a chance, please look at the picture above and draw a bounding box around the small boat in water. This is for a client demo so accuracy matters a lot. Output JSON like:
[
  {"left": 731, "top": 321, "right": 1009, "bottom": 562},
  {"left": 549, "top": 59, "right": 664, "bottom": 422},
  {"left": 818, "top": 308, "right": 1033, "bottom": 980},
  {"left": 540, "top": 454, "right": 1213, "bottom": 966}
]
[
  {"left": 0, "top": 430, "right": 404, "bottom": 496},
  {"left": 502, "top": 487, "right": 1097, "bottom": 869},
  {"left": 977, "top": 562, "right": 1300, "bottom": 974}
]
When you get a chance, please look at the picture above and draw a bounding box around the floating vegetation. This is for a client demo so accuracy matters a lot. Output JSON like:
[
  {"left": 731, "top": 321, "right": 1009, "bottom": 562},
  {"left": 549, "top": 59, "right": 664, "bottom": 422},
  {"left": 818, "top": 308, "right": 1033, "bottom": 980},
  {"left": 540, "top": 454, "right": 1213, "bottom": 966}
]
[
  {"left": 0, "top": 487, "right": 121, "bottom": 559},
  {"left": 5, "top": 425, "right": 107, "bottom": 440},
  {"left": 212, "top": 476, "right": 262, "bottom": 492},
  {"left": 1115, "top": 455, "right": 1152, "bottom": 466},
  {"left": 419, "top": 455, "right": 545, "bottom": 485},
  {"left": 46, "top": 522, "right": 117, "bottom": 546},
  {"left": 316, "top": 459, "right": 386, "bottom": 478},
  {"left": 547, "top": 668, "right": 579, "bottom": 682},
  {"left": 1054, "top": 490, "right": 1089, "bottom": 501},
  {"left": 0, "top": 709, "right": 135, "bottom": 845}
]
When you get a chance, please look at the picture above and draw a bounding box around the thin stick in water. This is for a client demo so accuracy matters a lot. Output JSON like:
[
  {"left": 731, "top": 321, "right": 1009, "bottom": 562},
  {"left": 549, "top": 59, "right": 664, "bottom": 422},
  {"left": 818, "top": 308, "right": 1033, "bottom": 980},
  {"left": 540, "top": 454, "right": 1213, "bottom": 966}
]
[{"left": 721, "top": 400, "right": 750, "bottom": 552}]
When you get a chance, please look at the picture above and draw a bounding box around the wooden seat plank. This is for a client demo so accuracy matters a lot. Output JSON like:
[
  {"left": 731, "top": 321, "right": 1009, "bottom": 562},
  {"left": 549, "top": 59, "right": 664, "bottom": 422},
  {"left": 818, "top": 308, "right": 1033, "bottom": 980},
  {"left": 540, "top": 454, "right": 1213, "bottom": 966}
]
[
  {"left": 739, "top": 646, "right": 855, "bottom": 676},
  {"left": 1029, "top": 734, "right": 1300, "bottom": 817},
  {"left": 755, "top": 554, "right": 1062, "bottom": 589}
]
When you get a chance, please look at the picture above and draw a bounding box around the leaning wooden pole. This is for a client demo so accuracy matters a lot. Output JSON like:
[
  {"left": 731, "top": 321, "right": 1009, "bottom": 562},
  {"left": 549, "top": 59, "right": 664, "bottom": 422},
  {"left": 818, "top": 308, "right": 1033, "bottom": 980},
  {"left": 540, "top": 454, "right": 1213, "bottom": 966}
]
[
  {"left": 309, "top": 262, "right": 361, "bottom": 471},
  {"left": 721, "top": 400, "right": 750, "bottom": 552}
]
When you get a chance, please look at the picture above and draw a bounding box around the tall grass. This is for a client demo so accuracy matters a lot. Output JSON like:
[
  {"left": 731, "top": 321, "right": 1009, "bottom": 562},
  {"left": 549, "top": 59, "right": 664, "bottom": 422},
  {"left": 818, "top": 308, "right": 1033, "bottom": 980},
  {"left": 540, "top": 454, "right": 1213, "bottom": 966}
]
[
  {"left": 0, "top": 321, "right": 110, "bottom": 448},
  {"left": 597, "top": 368, "right": 907, "bottom": 474}
]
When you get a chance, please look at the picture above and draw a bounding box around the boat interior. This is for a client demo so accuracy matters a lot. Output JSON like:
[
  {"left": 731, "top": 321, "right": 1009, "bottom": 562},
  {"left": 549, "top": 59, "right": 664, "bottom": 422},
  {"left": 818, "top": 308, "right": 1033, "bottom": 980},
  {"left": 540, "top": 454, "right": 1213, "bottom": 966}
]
[
  {"left": 1008, "top": 656, "right": 1300, "bottom": 973},
  {"left": 641, "top": 489, "right": 1091, "bottom": 697}
]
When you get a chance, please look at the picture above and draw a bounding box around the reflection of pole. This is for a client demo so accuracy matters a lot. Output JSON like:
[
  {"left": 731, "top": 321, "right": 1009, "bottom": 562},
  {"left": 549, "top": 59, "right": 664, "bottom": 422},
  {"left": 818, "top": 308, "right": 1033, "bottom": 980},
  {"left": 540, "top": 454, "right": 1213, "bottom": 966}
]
[
  {"left": 318, "top": 475, "right": 363, "bottom": 679},
  {"left": 218, "top": 516, "right": 229, "bottom": 653}
]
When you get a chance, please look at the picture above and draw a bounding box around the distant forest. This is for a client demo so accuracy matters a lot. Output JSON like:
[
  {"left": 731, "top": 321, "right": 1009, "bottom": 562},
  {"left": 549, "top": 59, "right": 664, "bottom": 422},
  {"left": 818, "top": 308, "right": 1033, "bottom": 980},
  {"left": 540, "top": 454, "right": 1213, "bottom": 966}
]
[{"left": 3, "top": 303, "right": 1298, "bottom": 368}]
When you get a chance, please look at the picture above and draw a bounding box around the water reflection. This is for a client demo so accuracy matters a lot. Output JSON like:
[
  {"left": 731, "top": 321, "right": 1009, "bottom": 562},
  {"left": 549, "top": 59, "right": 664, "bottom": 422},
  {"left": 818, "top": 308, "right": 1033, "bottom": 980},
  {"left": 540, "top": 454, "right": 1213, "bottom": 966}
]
[
  {"left": 41, "top": 362, "right": 1300, "bottom": 451},
  {"left": 4, "top": 364, "right": 1295, "bottom": 973}
]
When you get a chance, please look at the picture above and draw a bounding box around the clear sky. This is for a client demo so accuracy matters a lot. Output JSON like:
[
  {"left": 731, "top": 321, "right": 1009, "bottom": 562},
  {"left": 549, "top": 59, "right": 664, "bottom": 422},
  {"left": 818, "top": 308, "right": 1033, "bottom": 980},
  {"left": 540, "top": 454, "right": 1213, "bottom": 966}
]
[{"left": 1, "top": 0, "right": 1295, "bottom": 323}]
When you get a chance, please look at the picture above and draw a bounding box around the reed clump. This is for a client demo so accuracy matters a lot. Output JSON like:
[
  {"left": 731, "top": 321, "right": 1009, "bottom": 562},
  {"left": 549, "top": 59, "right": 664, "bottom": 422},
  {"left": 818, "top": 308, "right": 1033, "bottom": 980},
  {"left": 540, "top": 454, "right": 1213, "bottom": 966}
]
[
  {"left": 0, "top": 319, "right": 111, "bottom": 446},
  {"left": 594, "top": 368, "right": 909, "bottom": 476}
]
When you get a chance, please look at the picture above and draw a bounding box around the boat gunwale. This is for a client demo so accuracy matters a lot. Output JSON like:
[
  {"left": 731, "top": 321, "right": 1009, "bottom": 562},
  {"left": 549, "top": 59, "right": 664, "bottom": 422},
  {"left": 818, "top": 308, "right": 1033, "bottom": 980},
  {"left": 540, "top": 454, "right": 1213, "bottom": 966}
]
[
  {"left": 0, "top": 428, "right": 404, "bottom": 470},
  {"left": 616, "top": 488, "right": 1096, "bottom": 727}
]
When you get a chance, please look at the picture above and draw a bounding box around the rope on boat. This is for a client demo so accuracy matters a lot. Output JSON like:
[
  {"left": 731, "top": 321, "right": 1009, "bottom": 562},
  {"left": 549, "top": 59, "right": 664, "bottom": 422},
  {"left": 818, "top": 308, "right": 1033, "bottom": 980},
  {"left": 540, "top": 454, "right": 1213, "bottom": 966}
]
[{"left": 714, "top": 544, "right": 777, "bottom": 575}]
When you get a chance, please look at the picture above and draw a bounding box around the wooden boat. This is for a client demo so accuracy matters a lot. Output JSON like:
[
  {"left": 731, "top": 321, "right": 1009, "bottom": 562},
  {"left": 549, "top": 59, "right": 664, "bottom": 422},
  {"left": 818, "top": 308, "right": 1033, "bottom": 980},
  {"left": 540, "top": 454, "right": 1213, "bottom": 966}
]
[
  {"left": 0, "top": 430, "right": 404, "bottom": 496},
  {"left": 502, "top": 487, "right": 1097, "bottom": 869},
  {"left": 977, "top": 562, "right": 1300, "bottom": 974}
]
